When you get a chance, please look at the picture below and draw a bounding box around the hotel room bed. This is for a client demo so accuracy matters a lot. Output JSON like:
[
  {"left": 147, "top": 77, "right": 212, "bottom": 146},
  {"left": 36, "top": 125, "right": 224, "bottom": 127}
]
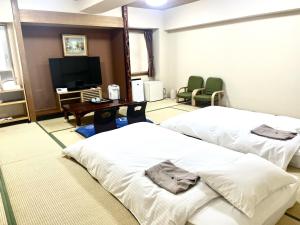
[
  {"left": 290, "top": 149, "right": 300, "bottom": 168},
  {"left": 63, "top": 122, "right": 298, "bottom": 225},
  {"left": 161, "top": 106, "right": 300, "bottom": 170},
  {"left": 188, "top": 183, "right": 297, "bottom": 225}
]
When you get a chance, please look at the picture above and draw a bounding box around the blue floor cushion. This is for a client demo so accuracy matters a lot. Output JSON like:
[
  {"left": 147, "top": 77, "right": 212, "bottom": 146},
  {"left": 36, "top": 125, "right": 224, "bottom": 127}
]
[
  {"left": 75, "top": 124, "right": 96, "bottom": 138},
  {"left": 75, "top": 118, "right": 153, "bottom": 138},
  {"left": 116, "top": 117, "right": 128, "bottom": 128},
  {"left": 116, "top": 117, "right": 153, "bottom": 128}
]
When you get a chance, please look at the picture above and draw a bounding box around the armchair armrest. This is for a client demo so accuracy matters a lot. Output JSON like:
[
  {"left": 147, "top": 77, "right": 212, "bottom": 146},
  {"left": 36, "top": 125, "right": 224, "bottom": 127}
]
[
  {"left": 176, "top": 86, "right": 188, "bottom": 103},
  {"left": 191, "top": 88, "right": 205, "bottom": 106},
  {"left": 211, "top": 90, "right": 224, "bottom": 106},
  {"left": 177, "top": 86, "right": 188, "bottom": 94}
]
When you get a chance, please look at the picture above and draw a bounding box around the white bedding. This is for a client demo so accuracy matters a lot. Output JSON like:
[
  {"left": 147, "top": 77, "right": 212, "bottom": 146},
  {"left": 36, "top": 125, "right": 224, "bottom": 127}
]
[
  {"left": 290, "top": 148, "right": 300, "bottom": 168},
  {"left": 161, "top": 106, "right": 300, "bottom": 169},
  {"left": 188, "top": 182, "right": 298, "bottom": 225},
  {"left": 63, "top": 122, "right": 298, "bottom": 225}
]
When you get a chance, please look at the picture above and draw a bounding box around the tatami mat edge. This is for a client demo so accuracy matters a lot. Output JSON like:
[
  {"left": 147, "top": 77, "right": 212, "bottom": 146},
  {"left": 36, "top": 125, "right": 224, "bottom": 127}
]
[
  {"left": 36, "top": 122, "right": 66, "bottom": 148},
  {"left": 0, "top": 168, "right": 16, "bottom": 225},
  {"left": 286, "top": 202, "right": 300, "bottom": 221},
  {"left": 0, "top": 195, "right": 8, "bottom": 225}
]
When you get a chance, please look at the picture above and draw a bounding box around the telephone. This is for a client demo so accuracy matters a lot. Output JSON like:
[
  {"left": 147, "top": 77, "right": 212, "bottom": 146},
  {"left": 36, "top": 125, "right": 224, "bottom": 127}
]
[{"left": 91, "top": 97, "right": 101, "bottom": 103}]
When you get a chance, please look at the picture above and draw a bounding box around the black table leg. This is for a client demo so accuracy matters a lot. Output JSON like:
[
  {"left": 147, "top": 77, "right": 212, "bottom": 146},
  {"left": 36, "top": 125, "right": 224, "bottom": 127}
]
[{"left": 75, "top": 114, "right": 82, "bottom": 126}]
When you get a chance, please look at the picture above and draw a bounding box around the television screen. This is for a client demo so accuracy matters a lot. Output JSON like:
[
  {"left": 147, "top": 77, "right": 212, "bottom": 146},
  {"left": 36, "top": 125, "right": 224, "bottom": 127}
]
[{"left": 49, "top": 56, "right": 102, "bottom": 90}]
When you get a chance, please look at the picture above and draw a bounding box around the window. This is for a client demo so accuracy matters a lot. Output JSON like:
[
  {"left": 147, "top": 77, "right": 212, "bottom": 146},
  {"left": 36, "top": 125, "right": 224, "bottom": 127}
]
[
  {"left": 129, "top": 31, "right": 149, "bottom": 75},
  {"left": 0, "top": 25, "right": 15, "bottom": 83}
]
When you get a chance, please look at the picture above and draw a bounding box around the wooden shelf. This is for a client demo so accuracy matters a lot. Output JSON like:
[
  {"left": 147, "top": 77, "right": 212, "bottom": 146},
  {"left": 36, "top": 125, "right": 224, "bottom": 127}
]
[
  {"left": 0, "top": 88, "right": 24, "bottom": 94},
  {"left": 58, "top": 88, "right": 100, "bottom": 95},
  {"left": 0, "top": 100, "right": 26, "bottom": 106},
  {"left": 0, "top": 23, "right": 29, "bottom": 124},
  {"left": 0, "top": 116, "right": 29, "bottom": 124},
  {"left": 60, "top": 97, "right": 81, "bottom": 101},
  {"left": 57, "top": 87, "right": 102, "bottom": 111},
  {"left": 58, "top": 90, "right": 82, "bottom": 95}
]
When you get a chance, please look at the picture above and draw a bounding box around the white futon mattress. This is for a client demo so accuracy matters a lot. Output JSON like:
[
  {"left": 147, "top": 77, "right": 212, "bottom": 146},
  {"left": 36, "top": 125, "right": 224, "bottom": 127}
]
[
  {"left": 63, "top": 123, "right": 298, "bottom": 225},
  {"left": 290, "top": 149, "right": 300, "bottom": 168},
  {"left": 161, "top": 106, "right": 300, "bottom": 169}
]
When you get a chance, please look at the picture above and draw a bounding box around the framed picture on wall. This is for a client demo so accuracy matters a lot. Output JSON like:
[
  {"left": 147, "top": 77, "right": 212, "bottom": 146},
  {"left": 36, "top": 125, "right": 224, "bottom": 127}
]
[{"left": 62, "top": 34, "right": 88, "bottom": 56}]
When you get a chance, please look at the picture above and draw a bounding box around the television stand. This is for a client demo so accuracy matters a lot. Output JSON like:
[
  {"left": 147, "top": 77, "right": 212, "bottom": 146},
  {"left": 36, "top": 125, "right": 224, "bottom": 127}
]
[{"left": 57, "top": 87, "right": 102, "bottom": 111}]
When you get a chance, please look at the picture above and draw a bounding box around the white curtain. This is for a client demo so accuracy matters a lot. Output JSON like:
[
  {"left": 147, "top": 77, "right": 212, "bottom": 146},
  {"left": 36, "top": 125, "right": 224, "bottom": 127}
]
[
  {"left": 0, "top": 25, "right": 13, "bottom": 80},
  {"left": 129, "top": 32, "right": 149, "bottom": 74}
]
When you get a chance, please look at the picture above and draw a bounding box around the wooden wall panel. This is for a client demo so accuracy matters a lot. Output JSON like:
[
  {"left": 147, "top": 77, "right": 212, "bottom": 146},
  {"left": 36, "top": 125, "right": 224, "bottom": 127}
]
[
  {"left": 11, "top": 0, "right": 37, "bottom": 121},
  {"left": 111, "top": 30, "right": 127, "bottom": 99},
  {"left": 122, "top": 6, "right": 132, "bottom": 102},
  {"left": 22, "top": 26, "right": 116, "bottom": 114}
]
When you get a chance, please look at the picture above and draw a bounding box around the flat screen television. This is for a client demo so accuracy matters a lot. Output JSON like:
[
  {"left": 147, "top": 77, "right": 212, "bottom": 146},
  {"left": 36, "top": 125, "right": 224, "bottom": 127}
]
[{"left": 49, "top": 56, "right": 102, "bottom": 91}]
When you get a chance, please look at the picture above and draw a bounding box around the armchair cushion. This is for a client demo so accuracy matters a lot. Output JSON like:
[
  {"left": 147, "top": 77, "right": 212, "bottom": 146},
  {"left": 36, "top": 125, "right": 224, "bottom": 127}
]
[
  {"left": 204, "top": 77, "right": 223, "bottom": 95},
  {"left": 187, "top": 76, "right": 204, "bottom": 92},
  {"left": 177, "top": 92, "right": 192, "bottom": 99},
  {"left": 193, "top": 94, "right": 216, "bottom": 102}
]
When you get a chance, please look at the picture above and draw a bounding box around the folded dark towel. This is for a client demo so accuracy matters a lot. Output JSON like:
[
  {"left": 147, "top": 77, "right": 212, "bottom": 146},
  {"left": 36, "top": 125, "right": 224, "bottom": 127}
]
[
  {"left": 145, "top": 160, "right": 200, "bottom": 194},
  {"left": 251, "top": 124, "right": 297, "bottom": 140}
]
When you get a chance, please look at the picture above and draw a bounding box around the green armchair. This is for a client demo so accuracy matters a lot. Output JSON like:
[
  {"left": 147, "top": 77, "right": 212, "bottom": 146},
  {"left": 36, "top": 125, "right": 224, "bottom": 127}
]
[
  {"left": 176, "top": 76, "right": 204, "bottom": 103},
  {"left": 192, "top": 77, "right": 224, "bottom": 106}
]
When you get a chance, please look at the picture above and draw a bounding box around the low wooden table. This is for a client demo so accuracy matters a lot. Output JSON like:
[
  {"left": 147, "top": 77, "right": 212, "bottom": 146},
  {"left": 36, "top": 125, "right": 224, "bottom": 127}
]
[{"left": 62, "top": 99, "right": 129, "bottom": 126}]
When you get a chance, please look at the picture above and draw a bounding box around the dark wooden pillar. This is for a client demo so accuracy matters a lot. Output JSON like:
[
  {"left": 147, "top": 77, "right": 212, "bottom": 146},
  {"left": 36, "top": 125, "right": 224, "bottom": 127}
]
[
  {"left": 122, "top": 5, "right": 132, "bottom": 102},
  {"left": 11, "top": 0, "right": 36, "bottom": 121}
]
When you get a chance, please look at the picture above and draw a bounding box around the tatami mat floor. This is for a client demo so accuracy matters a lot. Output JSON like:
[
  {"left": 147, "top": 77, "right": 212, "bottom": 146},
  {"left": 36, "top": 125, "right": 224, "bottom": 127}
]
[
  {"left": 0, "top": 99, "right": 299, "bottom": 225},
  {"left": 38, "top": 112, "right": 94, "bottom": 132},
  {"left": 38, "top": 117, "right": 74, "bottom": 133},
  {"left": 52, "top": 128, "right": 85, "bottom": 147},
  {"left": 0, "top": 195, "right": 8, "bottom": 225},
  {"left": 2, "top": 155, "right": 138, "bottom": 225},
  {"left": 172, "top": 104, "right": 199, "bottom": 112},
  {"left": 146, "top": 98, "right": 179, "bottom": 111},
  {"left": 147, "top": 107, "right": 187, "bottom": 124},
  {"left": 0, "top": 123, "right": 61, "bottom": 166}
]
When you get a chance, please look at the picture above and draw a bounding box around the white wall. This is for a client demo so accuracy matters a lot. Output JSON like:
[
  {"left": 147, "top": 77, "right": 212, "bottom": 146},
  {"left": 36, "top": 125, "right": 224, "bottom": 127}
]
[
  {"left": 128, "top": 7, "right": 168, "bottom": 85},
  {"left": 164, "top": 0, "right": 300, "bottom": 30},
  {"left": 128, "top": 7, "right": 163, "bottom": 29},
  {"left": 0, "top": 0, "right": 13, "bottom": 22},
  {"left": 163, "top": 12, "right": 300, "bottom": 118}
]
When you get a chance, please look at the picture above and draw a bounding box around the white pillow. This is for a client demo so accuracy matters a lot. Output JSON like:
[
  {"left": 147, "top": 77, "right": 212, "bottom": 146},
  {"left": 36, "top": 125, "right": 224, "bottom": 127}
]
[{"left": 199, "top": 153, "right": 298, "bottom": 218}]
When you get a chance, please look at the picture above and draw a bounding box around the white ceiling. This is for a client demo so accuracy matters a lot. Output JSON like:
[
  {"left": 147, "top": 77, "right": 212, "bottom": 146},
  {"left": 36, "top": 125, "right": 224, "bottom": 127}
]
[
  {"left": 17, "top": 0, "right": 200, "bottom": 14},
  {"left": 128, "top": 0, "right": 199, "bottom": 10},
  {"left": 81, "top": 0, "right": 136, "bottom": 14},
  {"left": 80, "top": 0, "right": 200, "bottom": 14}
]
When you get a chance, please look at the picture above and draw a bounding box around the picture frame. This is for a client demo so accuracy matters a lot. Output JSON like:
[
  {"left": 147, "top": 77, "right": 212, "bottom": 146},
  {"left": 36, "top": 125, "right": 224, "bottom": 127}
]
[{"left": 62, "top": 34, "right": 88, "bottom": 56}]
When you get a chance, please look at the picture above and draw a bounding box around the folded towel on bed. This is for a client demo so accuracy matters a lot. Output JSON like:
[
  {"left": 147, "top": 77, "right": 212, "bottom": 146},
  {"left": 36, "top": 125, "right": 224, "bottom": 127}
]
[
  {"left": 251, "top": 124, "right": 297, "bottom": 140},
  {"left": 145, "top": 160, "right": 200, "bottom": 194}
]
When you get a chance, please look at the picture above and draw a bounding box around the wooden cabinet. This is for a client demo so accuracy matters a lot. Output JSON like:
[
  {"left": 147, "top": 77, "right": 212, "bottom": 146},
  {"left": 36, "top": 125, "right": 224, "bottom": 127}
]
[
  {"left": 0, "top": 25, "right": 29, "bottom": 125},
  {"left": 0, "top": 88, "right": 29, "bottom": 124},
  {"left": 57, "top": 87, "right": 102, "bottom": 111}
]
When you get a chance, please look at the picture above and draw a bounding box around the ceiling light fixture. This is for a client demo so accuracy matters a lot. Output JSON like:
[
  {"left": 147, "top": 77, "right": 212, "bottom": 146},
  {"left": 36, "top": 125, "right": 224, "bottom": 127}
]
[{"left": 145, "top": 0, "right": 168, "bottom": 7}]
